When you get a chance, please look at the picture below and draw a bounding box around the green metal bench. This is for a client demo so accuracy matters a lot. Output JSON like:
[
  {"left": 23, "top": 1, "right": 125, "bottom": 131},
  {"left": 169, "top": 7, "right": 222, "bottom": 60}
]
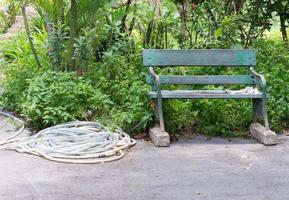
[{"left": 143, "top": 49, "right": 269, "bottom": 132}]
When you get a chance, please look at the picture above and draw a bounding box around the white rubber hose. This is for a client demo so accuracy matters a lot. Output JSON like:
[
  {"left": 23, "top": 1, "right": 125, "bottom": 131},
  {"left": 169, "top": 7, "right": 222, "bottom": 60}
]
[
  {"left": 1, "top": 121, "right": 136, "bottom": 164},
  {"left": 0, "top": 111, "right": 25, "bottom": 146}
]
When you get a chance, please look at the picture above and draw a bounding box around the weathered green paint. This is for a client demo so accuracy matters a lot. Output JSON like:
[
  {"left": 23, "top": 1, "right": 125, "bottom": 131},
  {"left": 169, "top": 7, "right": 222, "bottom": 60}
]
[
  {"left": 143, "top": 49, "right": 256, "bottom": 67},
  {"left": 143, "top": 49, "right": 269, "bottom": 132},
  {"left": 146, "top": 75, "right": 255, "bottom": 85}
]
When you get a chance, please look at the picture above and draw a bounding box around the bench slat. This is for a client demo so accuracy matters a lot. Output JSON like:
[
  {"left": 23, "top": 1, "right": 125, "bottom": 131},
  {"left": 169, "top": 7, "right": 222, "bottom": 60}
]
[
  {"left": 148, "top": 90, "right": 262, "bottom": 99},
  {"left": 143, "top": 49, "right": 256, "bottom": 67},
  {"left": 146, "top": 75, "right": 255, "bottom": 85}
]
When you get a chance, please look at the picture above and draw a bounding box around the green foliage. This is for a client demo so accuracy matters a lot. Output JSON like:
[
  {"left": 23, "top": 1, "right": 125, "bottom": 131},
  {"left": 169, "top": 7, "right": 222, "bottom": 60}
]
[
  {"left": 0, "top": 26, "right": 152, "bottom": 132},
  {"left": 85, "top": 37, "right": 152, "bottom": 132},
  {"left": 163, "top": 100, "right": 196, "bottom": 133},
  {"left": 109, "top": 80, "right": 152, "bottom": 131},
  {"left": 254, "top": 39, "right": 289, "bottom": 130},
  {"left": 0, "top": 10, "right": 9, "bottom": 33},
  {"left": 192, "top": 99, "right": 252, "bottom": 137},
  {"left": 0, "top": 2, "right": 17, "bottom": 33},
  {"left": 0, "top": 33, "right": 49, "bottom": 111},
  {"left": 21, "top": 71, "right": 111, "bottom": 128}
]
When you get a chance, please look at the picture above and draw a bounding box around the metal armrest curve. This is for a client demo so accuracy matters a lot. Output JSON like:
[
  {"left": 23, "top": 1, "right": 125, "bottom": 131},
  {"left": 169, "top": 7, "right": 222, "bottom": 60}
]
[
  {"left": 148, "top": 67, "right": 161, "bottom": 87},
  {"left": 250, "top": 67, "right": 267, "bottom": 91}
]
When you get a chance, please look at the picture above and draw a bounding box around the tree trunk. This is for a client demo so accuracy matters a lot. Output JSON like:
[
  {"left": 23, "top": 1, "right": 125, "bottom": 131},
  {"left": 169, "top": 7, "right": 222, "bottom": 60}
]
[
  {"left": 120, "top": 0, "right": 132, "bottom": 33},
  {"left": 68, "top": 0, "right": 78, "bottom": 71},
  {"left": 280, "top": 13, "right": 288, "bottom": 43},
  {"left": 176, "top": 2, "right": 189, "bottom": 46},
  {"left": 21, "top": 6, "right": 41, "bottom": 68},
  {"left": 45, "top": 13, "right": 59, "bottom": 70}
]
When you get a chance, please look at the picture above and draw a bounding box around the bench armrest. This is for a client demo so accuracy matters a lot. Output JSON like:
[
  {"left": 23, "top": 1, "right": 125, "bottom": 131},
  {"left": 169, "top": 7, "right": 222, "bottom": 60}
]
[
  {"left": 250, "top": 67, "right": 267, "bottom": 91},
  {"left": 148, "top": 67, "right": 161, "bottom": 88}
]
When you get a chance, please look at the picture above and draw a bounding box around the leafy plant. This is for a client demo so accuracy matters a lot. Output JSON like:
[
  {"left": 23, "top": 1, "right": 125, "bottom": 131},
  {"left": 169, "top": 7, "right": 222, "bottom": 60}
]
[
  {"left": 254, "top": 39, "right": 289, "bottom": 130},
  {"left": 21, "top": 71, "right": 111, "bottom": 128},
  {"left": 0, "top": 2, "right": 17, "bottom": 34},
  {"left": 0, "top": 33, "right": 49, "bottom": 111},
  {"left": 85, "top": 38, "right": 152, "bottom": 132}
]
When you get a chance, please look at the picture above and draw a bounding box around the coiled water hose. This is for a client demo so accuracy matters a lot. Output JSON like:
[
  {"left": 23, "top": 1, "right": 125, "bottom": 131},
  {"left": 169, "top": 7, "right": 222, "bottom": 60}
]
[
  {"left": 0, "top": 111, "right": 25, "bottom": 146},
  {"left": 0, "top": 114, "right": 136, "bottom": 164}
]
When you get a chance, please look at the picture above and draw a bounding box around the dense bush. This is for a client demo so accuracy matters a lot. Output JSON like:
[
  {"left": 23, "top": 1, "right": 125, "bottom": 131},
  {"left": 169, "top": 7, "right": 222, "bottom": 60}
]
[
  {"left": 191, "top": 99, "right": 253, "bottom": 137},
  {"left": 254, "top": 39, "right": 289, "bottom": 130},
  {"left": 84, "top": 41, "right": 153, "bottom": 132},
  {"left": 21, "top": 71, "right": 111, "bottom": 128},
  {"left": 163, "top": 100, "right": 197, "bottom": 132},
  {"left": 0, "top": 34, "right": 153, "bottom": 132},
  {"left": 0, "top": 33, "right": 49, "bottom": 111}
]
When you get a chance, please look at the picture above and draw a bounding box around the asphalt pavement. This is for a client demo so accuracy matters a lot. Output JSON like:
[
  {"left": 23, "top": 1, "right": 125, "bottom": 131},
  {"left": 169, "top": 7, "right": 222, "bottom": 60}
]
[{"left": 1, "top": 130, "right": 289, "bottom": 200}]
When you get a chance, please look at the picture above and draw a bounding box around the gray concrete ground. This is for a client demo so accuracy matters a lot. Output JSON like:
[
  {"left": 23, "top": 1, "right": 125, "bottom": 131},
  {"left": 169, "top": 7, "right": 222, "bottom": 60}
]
[{"left": 1, "top": 118, "right": 289, "bottom": 200}]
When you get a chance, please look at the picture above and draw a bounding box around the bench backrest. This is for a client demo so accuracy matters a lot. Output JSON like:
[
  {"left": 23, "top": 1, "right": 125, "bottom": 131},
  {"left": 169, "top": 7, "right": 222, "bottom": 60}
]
[
  {"left": 143, "top": 49, "right": 256, "bottom": 67},
  {"left": 143, "top": 49, "right": 256, "bottom": 85}
]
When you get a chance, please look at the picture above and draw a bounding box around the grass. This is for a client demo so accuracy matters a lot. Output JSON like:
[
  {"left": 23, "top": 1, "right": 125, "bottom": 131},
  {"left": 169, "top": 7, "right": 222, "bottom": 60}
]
[
  {"left": 264, "top": 14, "right": 289, "bottom": 42},
  {"left": 265, "top": 28, "right": 289, "bottom": 41}
]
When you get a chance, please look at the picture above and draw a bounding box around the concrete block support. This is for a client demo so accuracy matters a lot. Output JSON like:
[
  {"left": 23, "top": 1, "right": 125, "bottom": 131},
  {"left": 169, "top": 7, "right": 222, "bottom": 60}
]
[
  {"left": 250, "top": 123, "right": 277, "bottom": 145},
  {"left": 149, "top": 126, "right": 170, "bottom": 147}
]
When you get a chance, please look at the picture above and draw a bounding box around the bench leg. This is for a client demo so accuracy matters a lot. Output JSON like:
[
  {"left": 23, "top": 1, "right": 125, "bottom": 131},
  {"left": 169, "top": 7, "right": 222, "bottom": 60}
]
[
  {"left": 151, "top": 98, "right": 165, "bottom": 132},
  {"left": 252, "top": 99, "right": 262, "bottom": 123},
  {"left": 252, "top": 99, "right": 269, "bottom": 129},
  {"left": 151, "top": 99, "right": 159, "bottom": 121},
  {"left": 262, "top": 98, "right": 269, "bottom": 129},
  {"left": 157, "top": 96, "right": 165, "bottom": 132}
]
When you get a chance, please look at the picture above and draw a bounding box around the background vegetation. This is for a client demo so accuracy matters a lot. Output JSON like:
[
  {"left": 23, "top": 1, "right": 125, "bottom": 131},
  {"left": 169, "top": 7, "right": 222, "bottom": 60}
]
[{"left": 0, "top": 0, "right": 288, "bottom": 136}]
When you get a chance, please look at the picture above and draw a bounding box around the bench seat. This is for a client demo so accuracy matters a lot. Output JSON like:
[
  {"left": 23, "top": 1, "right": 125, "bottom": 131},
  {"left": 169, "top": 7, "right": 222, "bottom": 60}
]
[{"left": 149, "top": 90, "right": 263, "bottom": 99}]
